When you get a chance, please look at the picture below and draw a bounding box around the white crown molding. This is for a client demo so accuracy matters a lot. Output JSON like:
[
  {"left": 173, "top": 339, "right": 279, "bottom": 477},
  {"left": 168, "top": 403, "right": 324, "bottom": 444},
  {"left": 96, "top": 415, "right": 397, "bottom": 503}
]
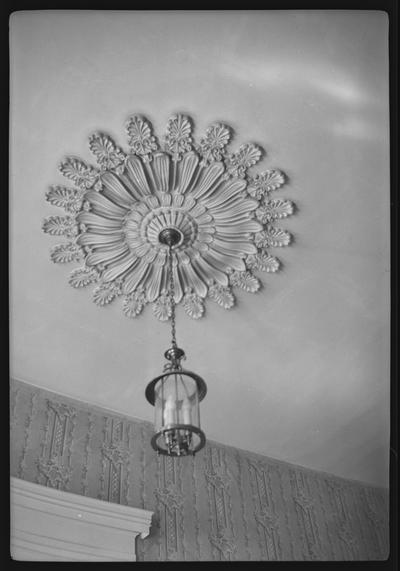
[
  {"left": 42, "top": 114, "right": 295, "bottom": 320},
  {"left": 10, "top": 476, "right": 153, "bottom": 561}
]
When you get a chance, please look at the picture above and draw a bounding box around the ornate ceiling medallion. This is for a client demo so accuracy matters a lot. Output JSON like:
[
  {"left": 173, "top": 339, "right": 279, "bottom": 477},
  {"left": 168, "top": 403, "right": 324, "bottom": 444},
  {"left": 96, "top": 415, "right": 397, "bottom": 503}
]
[{"left": 42, "top": 114, "right": 295, "bottom": 320}]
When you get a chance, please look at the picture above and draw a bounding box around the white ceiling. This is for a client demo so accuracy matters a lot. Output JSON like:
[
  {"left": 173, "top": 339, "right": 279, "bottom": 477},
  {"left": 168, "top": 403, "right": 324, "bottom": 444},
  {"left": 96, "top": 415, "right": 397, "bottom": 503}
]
[{"left": 10, "top": 10, "right": 390, "bottom": 487}]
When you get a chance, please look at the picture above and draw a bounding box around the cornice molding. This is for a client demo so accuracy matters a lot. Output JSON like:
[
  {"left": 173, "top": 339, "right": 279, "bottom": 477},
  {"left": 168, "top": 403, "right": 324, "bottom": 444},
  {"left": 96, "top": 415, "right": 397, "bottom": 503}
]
[{"left": 10, "top": 476, "right": 153, "bottom": 561}]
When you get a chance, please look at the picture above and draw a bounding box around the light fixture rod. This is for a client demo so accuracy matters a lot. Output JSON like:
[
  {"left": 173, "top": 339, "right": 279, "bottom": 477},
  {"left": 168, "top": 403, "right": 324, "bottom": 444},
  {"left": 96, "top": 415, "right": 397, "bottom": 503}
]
[{"left": 168, "top": 244, "right": 178, "bottom": 351}]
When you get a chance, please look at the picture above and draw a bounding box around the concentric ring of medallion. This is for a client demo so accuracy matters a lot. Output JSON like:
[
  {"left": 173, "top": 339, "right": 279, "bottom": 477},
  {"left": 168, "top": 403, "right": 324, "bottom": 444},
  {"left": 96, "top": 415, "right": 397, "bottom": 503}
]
[{"left": 132, "top": 206, "right": 198, "bottom": 252}]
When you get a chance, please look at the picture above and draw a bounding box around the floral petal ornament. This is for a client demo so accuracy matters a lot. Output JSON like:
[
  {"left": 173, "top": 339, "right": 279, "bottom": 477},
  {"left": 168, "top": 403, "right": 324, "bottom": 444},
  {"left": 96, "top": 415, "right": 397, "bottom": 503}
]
[
  {"left": 123, "top": 288, "right": 147, "bottom": 318},
  {"left": 126, "top": 115, "right": 158, "bottom": 162},
  {"left": 153, "top": 293, "right": 172, "bottom": 321},
  {"left": 246, "top": 252, "right": 280, "bottom": 273},
  {"left": 255, "top": 199, "right": 294, "bottom": 223},
  {"left": 43, "top": 114, "right": 296, "bottom": 320},
  {"left": 199, "top": 123, "right": 231, "bottom": 165},
  {"left": 247, "top": 169, "right": 286, "bottom": 199},
  {"left": 45, "top": 186, "right": 86, "bottom": 214},
  {"left": 208, "top": 283, "right": 235, "bottom": 309},
  {"left": 42, "top": 215, "right": 77, "bottom": 238},
  {"left": 68, "top": 267, "right": 99, "bottom": 288},
  {"left": 89, "top": 133, "right": 126, "bottom": 170},
  {"left": 50, "top": 243, "right": 83, "bottom": 264},
  {"left": 229, "top": 271, "right": 261, "bottom": 293}
]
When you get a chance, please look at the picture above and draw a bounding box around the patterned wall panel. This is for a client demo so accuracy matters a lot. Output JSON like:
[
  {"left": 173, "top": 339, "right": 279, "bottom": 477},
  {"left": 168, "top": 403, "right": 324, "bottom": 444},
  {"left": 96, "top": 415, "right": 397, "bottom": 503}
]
[{"left": 9, "top": 379, "right": 389, "bottom": 561}]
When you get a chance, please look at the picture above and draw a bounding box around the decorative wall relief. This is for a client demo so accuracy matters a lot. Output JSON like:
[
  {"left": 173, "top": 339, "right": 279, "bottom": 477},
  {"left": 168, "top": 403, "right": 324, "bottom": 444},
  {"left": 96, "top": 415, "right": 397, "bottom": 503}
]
[
  {"left": 235, "top": 452, "right": 252, "bottom": 560},
  {"left": 10, "top": 379, "right": 389, "bottom": 561},
  {"left": 289, "top": 469, "right": 322, "bottom": 560},
  {"left": 10, "top": 386, "right": 20, "bottom": 431},
  {"left": 155, "top": 455, "right": 185, "bottom": 560},
  {"left": 205, "top": 446, "right": 236, "bottom": 560},
  {"left": 17, "top": 392, "right": 36, "bottom": 479},
  {"left": 36, "top": 398, "right": 76, "bottom": 490},
  {"left": 81, "top": 412, "right": 94, "bottom": 496},
  {"left": 98, "top": 418, "right": 130, "bottom": 504},
  {"left": 42, "top": 114, "right": 295, "bottom": 320},
  {"left": 248, "top": 459, "right": 282, "bottom": 560},
  {"left": 360, "top": 486, "right": 389, "bottom": 560}
]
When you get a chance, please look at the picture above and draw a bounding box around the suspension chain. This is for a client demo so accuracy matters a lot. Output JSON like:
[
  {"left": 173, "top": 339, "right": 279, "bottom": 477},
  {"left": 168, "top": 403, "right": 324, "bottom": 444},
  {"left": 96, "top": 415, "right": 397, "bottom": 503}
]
[{"left": 168, "top": 245, "right": 177, "bottom": 349}]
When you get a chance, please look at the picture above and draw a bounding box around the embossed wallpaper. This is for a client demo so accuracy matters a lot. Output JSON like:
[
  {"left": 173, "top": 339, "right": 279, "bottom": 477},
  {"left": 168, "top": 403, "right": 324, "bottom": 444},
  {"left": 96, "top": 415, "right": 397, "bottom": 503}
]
[{"left": 10, "top": 378, "right": 389, "bottom": 561}]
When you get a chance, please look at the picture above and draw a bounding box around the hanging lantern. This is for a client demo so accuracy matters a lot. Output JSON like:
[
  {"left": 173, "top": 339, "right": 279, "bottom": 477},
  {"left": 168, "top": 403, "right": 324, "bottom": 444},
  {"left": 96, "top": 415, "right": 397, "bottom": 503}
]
[
  {"left": 145, "top": 346, "right": 207, "bottom": 456},
  {"left": 145, "top": 228, "right": 207, "bottom": 456}
]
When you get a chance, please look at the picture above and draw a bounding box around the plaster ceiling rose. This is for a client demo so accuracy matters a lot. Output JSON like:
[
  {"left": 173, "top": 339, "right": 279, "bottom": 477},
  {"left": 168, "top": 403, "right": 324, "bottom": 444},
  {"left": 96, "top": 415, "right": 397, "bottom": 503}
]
[{"left": 42, "top": 114, "right": 295, "bottom": 320}]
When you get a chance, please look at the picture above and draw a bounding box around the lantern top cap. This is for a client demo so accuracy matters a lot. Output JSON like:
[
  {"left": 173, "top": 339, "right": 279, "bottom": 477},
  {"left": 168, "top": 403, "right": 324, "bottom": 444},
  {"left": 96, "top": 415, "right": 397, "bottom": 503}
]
[{"left": 164, "top": 346, "right": 185, "bottom": 363}]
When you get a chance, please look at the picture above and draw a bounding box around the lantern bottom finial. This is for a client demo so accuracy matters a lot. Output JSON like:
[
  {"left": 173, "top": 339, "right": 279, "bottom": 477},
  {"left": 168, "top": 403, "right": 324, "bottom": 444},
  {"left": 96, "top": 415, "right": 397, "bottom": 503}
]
[{"left": 151, "top": 424, "right": 206, "bottom": 456}]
